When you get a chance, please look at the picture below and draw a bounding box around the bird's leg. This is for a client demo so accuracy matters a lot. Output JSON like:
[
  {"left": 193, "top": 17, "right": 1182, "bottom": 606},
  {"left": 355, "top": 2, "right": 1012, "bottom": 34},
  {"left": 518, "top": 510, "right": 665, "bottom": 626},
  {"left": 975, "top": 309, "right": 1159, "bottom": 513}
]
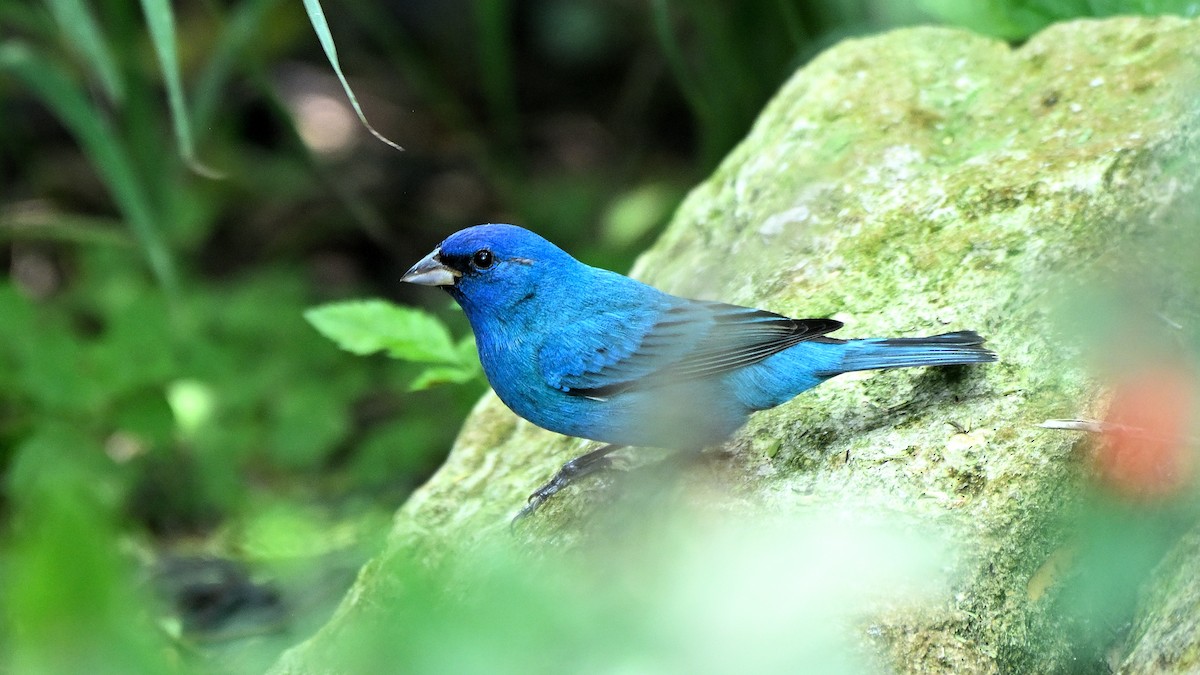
[{"left": 512, "top": 444, "right": 625, "bottom": 525}]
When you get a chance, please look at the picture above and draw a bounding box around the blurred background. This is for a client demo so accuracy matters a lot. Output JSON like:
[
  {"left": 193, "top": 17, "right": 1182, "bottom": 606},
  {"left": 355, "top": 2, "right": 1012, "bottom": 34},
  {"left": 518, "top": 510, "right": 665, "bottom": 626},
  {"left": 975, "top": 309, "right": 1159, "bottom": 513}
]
[{"left": 1, "top": 0, "right": 1197, "bottom": 672}]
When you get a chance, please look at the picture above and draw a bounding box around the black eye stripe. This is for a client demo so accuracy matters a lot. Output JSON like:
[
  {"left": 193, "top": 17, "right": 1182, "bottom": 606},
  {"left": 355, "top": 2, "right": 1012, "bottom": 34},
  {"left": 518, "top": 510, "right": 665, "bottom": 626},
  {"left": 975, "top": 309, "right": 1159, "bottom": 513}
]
[
  {"left": 436, "top": 248, "right": 502, "bottom": 274},
  {"left": 435, "top": 251, "right": 470, "bottom": 273}
]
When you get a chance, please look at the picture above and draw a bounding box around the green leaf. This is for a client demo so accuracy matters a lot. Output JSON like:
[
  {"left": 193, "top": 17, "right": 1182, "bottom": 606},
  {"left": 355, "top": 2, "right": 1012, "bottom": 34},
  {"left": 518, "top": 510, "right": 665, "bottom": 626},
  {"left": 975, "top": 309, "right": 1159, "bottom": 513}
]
[
  {"left": 268, "top": 383, "right": 349, "bottom": 469},
  {"left": 166, "top": 379, "right": 216, "bottom": 438},
  {"left": 238, "top": 501, "right": 331, "bottom": 559},
  {"left": 137, "top": 0, "right": 222, "bottom": 177},
  {"left": 0, "top": 289, "right": 107, "bottom": 412},
  {"left": 601, "top": 182, "right": 682, "bottom": 247},
  {"left": 6, "top": 428, "right": 170, "bottom": 674},
  {"left": 0, "top": 42, "right": 178, "bottom": 297},
  {"left": 300, "top": 0, "right": 404, "bottom": 151},
  {"left": 305, "top": 300, "right": 459, "bottom": 364},
  {"left": 92, "top": 291, "right": 176, "bottom": 396},
  {"left": 409, "top": 364, "right": 479, "bottom": 392},
  {"left": 44, "top": 0, "right": 124, "bottom": 103},
  {"left": 408, "top": 334, "right": 481, "bottom": 390},
  {"left": 456, "top": 334, "right": 479, "bottom": 362},
  {"left": 913, "top": 0, "right": 1200, "bottom": 40},
  {"left": 349, "top": 417, "right": 444, "bottom": 488},
  {"left": 112, "top": 390, "right": 176, "bottom": 448}
]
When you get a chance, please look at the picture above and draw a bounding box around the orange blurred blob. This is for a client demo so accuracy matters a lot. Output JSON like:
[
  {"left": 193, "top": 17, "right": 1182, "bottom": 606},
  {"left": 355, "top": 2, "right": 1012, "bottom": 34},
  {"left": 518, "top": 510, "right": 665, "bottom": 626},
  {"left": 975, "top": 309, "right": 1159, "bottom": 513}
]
[{"left": 1095, "top": 365, "right": 1198, "bottom": 500}]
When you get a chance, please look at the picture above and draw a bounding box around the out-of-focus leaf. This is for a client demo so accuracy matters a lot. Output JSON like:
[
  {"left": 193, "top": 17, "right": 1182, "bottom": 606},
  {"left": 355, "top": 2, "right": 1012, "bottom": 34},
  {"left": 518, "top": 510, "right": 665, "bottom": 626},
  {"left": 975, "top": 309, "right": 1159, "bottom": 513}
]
[
  {"left": 300, "top": 0, "right": 403, "bottom": 151},
  {"left": 239, "top": 501, "right": 331, "bottom": 559},
  {"left": 268, "top": 383, "right": 349, "bottom": 470},
  {"left": 0, "top": 43, "right": 178, "bottom": 297},
  {"left": 238, "top": 499, "right": 383, "bottom": 561},
  {"left": 93, "top": 291, "right": 176, "bottom": 395},
  {"left": 601, "top": 182, "right": 683, "bottom": 247},
  {"left": 410, "top": 364, "right": 479, "bottom": 392},
  {"left": 0, "top": 286, "right": 31, "bottom": 391},
  {"left": 456, "top": 334, "right": 479, "bottom": 362},
  {"left": 137, "top": 0, "right": 222, "bottom": 177},
  {"left": 919, "top": 0, "right": 1199, "bottom": 40},
  {"left": 112, "top": 390, "right": 175, "bottom": 449},
  {"left": 411, "top": 335, "right": 481, "bottom": 390},
  {"left": 0, "top": 2, "right": 52, "bottom": 33},
  {"left": 305, "top": 300, "right": 459, "bottom": 364},
  {"left": 7, "top": 312, "right": 105, "bottom": 412},
  {"left": 348, "top": 417, "right": 445, "bottom": 489},
  {"left": 917, "top": 0, "right": 1051, "bottom": 39},
  {"left": 43, "top": 0, "right": 124, "bottom": 103},
  {"left": 166, "top": 379, "right": 216, "bottom": 438},
  {"left": 6, "top": 427, "right": 170, "bottom": 674}
]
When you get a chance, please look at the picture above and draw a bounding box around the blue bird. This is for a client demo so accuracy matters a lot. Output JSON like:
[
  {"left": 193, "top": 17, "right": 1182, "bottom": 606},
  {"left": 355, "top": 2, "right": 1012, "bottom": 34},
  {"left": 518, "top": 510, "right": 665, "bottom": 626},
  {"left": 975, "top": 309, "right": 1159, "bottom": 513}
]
[{"left": 403, "top": 224, "right": 995, "bottom": 520}]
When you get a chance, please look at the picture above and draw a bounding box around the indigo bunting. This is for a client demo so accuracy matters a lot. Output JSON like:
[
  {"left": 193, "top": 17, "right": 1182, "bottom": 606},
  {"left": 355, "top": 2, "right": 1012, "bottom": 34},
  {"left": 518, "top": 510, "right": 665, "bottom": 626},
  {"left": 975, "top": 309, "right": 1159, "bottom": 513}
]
[{"left": 403, "top": 224, "right": 995, "bottom": 520}]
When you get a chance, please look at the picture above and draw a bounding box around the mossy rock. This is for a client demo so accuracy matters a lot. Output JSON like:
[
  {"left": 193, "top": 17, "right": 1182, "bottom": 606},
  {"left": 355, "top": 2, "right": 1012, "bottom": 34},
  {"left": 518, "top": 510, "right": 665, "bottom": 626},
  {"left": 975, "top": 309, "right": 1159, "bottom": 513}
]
[{"left": 273, "top": 16, "right": 1200, "bottom": 674}]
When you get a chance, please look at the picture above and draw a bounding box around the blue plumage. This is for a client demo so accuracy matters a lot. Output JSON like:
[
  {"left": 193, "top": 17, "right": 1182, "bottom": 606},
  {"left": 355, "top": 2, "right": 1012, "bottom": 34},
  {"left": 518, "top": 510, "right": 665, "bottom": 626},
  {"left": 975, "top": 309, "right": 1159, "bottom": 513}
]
[{"left": 402, "top": 224, "right": 995, "bottom": 518}]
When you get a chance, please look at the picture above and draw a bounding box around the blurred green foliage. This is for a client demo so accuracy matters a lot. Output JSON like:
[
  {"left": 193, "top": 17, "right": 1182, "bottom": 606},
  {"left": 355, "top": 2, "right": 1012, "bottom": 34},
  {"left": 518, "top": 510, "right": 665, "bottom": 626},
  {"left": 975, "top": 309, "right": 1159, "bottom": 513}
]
[
  {"left": 920, "top": 0, "right": 1199, "bottom": 40},
  {"left": 311, "top": 513, "right": 949, "bottom": 674},
  {"left": 1, "top": 0, "right": 1198, "bottom": 672}
]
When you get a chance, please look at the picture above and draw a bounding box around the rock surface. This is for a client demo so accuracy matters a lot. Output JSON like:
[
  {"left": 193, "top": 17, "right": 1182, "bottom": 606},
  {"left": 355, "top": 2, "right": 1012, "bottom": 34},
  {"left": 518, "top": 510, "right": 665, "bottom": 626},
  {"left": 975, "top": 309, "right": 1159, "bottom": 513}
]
[
  {"left": 274, "top": 16, "right": 1200, "bottom": 674},
  {"left": 1122, "top": 523, "right": 1200, "bottom": 674}
]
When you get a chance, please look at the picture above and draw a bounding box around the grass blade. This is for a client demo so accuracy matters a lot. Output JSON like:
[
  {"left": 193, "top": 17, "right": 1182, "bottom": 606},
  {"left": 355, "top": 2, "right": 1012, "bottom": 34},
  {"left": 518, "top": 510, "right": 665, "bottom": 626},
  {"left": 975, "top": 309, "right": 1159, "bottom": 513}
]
[
  {"left": 651, "top": 0, "right": 720, "bottom": 162},
  {"left": 0, "top": 42, "right": 178, "bottom": 298},
  {"left": 472, "top": 0, "right": 519, "bottom": 154},
  {"left": 43, "top": 0, "right": 124, "bottom": 103},
  {"left": 300, "top": 0, "right": 404, "bottom": 152},
  {"left": 191, "top": 0, "right": 283, "bottom": 133},
  {"left": 138, "top": 0, "right": 223, "bottom": 178},
  {"left": 0, "top": 210, "right": 133, "bottom": 247}
]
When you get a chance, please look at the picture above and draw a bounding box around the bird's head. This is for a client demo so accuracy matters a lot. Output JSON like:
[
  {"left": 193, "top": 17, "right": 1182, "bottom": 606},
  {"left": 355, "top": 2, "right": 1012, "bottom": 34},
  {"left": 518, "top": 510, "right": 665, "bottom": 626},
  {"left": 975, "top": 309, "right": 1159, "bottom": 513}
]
[{"left": 402, "top": 224, "right": 575, "bottom": 318}]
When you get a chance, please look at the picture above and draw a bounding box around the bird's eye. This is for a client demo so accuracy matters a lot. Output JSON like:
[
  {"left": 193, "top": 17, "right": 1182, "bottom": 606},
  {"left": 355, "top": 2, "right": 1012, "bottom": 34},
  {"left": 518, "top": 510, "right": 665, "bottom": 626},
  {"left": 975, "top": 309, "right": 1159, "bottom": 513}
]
[{"left": 471, "top": 249, "right": 494, "bottom": 270}]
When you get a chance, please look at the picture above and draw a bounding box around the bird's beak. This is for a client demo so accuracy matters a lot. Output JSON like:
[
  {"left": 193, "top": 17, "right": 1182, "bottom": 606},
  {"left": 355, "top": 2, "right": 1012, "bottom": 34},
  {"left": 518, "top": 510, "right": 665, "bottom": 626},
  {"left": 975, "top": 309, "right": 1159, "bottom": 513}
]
[{"left": 401, "top": 248, "right": 460, "bottom": 286}]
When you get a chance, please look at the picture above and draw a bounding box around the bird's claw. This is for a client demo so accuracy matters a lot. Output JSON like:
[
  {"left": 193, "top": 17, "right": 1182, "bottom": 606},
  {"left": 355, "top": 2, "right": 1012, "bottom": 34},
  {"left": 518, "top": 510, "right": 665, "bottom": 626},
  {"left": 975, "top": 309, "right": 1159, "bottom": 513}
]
[
  {"left": 510, "top": 449, "right": 621, "bottom": 529},
  {"left": 510, "top": 480, "right": 561, "bottom": 528},
  {"left": 510, "top": 495, "right": 546, "bottom": 528}
]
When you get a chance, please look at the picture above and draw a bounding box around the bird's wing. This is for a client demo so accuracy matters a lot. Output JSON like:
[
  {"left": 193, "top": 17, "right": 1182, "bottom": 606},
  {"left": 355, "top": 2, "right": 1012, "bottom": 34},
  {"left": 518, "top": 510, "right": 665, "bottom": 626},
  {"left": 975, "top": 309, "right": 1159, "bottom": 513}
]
[{"left": 537, "top": 298, "right": 843, "bottom": 397}]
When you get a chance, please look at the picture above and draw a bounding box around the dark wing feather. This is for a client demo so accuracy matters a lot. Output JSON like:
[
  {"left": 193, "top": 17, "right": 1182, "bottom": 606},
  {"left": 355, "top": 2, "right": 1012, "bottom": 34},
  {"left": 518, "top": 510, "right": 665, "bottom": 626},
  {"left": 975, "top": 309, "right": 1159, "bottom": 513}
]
[{"left": 538, "top": 298, "right": 841, "bottom": 397}]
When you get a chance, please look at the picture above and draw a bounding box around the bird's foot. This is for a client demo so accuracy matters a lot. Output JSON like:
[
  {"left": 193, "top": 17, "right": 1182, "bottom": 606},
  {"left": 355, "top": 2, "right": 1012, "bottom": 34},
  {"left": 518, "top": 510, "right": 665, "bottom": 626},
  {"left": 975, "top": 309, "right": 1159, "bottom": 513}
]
[{"left": 511, "top": 444, "right": 624, "bottom": 527}]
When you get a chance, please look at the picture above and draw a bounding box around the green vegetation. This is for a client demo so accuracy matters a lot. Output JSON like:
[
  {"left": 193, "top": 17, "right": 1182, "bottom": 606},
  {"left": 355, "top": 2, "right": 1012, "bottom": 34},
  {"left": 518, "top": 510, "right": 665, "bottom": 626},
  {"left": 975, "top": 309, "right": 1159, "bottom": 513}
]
[
  {"left": 920, "top": 0, "right": 1199, "bottom": 39},
  {"left": 306, "top": 300, "right": 480, "bottom": 391}
]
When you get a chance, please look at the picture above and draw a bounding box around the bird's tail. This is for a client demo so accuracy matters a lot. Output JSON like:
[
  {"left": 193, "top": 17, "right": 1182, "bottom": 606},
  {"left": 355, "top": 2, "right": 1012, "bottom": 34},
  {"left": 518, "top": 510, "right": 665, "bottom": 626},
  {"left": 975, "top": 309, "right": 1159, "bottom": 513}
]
[{"left": 832, "top": 330, "right": 997, "bottom": 374}]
